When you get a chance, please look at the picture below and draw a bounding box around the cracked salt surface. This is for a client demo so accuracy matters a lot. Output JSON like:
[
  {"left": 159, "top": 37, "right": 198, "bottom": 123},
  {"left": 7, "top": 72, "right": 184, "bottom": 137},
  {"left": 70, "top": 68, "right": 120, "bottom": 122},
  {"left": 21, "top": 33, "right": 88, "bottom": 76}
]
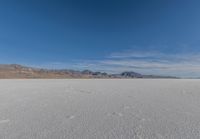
[
  {"left": 0, "top": 79, "right": 200, "bottom": 139},
  {"left": 66, "top": 115, "right": 75, "bottom": 120},
  {"left": 0, "top": 119, "right": 10, "bottom": 124}
]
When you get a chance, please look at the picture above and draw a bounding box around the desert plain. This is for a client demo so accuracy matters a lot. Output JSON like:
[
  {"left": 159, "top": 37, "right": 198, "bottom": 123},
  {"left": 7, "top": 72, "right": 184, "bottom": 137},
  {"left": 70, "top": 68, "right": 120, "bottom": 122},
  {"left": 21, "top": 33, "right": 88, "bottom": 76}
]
[{"left": 0, "top": 79, "right": 200, "bottom": 139}]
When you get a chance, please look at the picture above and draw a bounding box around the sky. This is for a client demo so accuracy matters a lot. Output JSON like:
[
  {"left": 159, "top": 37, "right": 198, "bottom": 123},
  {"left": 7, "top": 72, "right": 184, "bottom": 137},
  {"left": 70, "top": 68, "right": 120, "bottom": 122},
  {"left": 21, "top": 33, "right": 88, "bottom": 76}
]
[{"left": 0, "top": 0, "right": 200, "bottom": 77}]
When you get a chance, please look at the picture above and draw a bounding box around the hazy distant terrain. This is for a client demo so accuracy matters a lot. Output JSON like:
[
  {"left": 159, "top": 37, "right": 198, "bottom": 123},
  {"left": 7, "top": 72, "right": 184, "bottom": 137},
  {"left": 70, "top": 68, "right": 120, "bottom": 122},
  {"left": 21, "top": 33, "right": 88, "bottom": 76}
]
[
  {"left": 0, "top": 64, "right": 177, "bottom": 79},
  {"left": 0, "top": 79, "right": 200, "bottom": 139}
]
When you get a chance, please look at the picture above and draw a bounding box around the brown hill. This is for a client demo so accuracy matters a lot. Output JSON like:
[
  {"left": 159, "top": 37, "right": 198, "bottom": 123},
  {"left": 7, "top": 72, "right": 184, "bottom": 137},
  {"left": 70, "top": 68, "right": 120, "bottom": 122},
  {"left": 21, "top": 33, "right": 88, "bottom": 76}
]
[
  {"left": 0, "top": 64, "right": 178, "bottom": 79},
  {"left": 0, "top": 64, "right": 109, "bottom": 78}
]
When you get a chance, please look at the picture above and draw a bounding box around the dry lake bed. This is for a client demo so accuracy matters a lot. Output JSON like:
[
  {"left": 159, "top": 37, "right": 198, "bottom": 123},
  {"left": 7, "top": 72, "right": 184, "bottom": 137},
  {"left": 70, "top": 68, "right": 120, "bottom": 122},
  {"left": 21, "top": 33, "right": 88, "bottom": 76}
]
[{"left": 0, "top": 79, "right": 200, "bottom": 139}]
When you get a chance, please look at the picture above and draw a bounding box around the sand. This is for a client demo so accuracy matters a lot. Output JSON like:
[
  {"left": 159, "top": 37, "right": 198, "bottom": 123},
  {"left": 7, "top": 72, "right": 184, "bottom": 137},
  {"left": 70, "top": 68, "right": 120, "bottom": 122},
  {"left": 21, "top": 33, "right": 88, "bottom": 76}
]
[{"left": 0, "top": 79, "right": 200, "bottom": 139}]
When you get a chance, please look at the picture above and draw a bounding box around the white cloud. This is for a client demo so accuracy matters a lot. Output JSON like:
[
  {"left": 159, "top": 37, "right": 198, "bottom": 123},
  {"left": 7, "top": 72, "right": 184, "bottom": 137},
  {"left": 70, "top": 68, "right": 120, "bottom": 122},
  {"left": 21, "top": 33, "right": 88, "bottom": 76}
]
[
  {"left": 77, "top": 51, "right": 200, "bottom": 78},
  {"left": 30, "top": 50, "right": 200, "bottom": 78}
]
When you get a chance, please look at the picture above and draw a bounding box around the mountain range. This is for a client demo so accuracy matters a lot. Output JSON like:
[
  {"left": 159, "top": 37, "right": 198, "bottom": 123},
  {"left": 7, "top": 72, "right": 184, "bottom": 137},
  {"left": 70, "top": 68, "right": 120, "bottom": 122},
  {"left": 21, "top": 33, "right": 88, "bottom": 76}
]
[{"left": 0, "top": 64, "right": 178, "bottom": 79}]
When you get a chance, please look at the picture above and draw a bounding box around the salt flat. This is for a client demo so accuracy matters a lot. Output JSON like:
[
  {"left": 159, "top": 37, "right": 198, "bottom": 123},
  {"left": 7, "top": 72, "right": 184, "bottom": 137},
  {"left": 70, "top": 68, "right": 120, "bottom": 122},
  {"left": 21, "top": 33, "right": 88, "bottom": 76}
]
[{"left": 0, "top": 79, "right": 200, "bottom": 139}]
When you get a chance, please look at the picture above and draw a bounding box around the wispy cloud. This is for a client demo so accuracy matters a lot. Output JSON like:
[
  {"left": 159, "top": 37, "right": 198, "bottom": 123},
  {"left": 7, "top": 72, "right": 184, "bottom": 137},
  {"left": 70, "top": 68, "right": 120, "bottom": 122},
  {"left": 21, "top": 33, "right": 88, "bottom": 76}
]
[
  {"left": 104, "top": 51, "right": 200, "bottom": 77},
  {"left": 108, "top": 50, "right": 164, "bottom": 59},
  {"left": 83, "top": 51, "right": 200, "bottom": 78},
  {"left": 30, "top": 50, "right": 200, "bottom": 78}
]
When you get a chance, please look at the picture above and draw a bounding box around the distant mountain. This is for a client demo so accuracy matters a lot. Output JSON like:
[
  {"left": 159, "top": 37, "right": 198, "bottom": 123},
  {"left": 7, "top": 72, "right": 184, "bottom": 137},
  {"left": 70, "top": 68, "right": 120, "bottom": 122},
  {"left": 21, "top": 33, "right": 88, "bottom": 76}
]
[
  {"left": 0, "top": 64, "right": 178, "bottom": 79},
  {"left": 120, "top": 71, "right": 143, "bottom": 78}
]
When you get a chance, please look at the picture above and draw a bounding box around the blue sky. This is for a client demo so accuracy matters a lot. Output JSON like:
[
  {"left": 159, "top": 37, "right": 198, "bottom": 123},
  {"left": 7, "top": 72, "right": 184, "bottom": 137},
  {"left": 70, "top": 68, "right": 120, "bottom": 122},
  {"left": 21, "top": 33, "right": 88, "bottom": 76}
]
[{"left": 0, "top": 0, "right": 200, "bottom": 77}]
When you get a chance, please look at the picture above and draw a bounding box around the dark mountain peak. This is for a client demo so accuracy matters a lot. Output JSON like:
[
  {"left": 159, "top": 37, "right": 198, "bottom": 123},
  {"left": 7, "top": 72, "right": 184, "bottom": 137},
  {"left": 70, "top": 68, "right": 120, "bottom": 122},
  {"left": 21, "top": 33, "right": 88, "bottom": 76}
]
[{"left": 121, "top": 71, "right": 143, "bottom": 78}]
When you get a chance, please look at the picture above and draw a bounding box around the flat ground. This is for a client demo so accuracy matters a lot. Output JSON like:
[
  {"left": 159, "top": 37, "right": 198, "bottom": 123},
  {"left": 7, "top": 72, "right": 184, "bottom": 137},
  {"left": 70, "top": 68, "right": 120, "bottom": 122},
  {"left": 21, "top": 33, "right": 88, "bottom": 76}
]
[{"left": 0, "top": 79, "right": 200, "bottom": 139}]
